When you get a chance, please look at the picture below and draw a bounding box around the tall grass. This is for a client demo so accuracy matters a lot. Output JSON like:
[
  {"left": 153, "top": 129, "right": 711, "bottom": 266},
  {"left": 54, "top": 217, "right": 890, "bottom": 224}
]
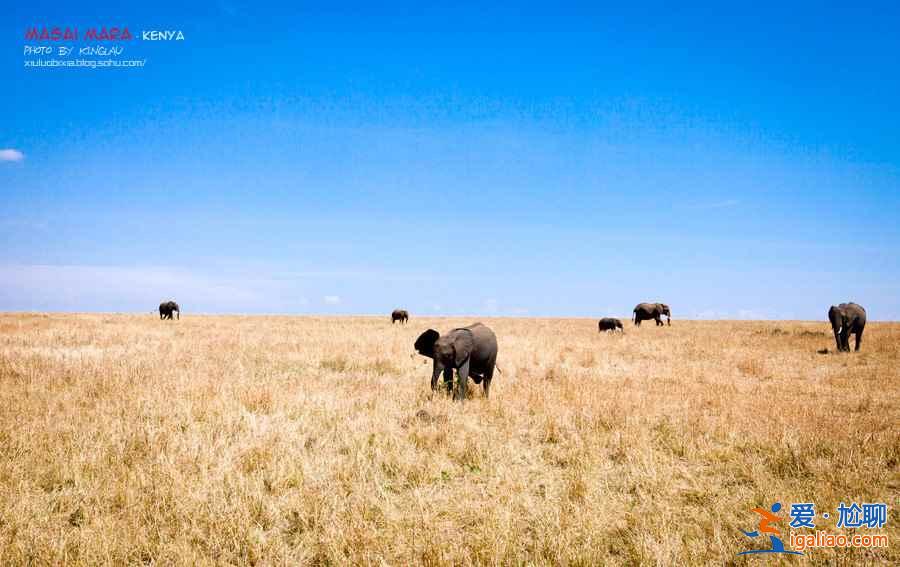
[{"left": 0, "top": 314, "right": 896, "bottom": 564}]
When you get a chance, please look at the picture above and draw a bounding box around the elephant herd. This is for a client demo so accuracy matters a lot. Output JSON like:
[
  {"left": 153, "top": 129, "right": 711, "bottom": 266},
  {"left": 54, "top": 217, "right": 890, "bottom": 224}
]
[
  {"left": 409, "top": 302, "right": 675, "bottom": 401},
  {"left": 155, "top": 298, "right": 868, "bottom": 400}
]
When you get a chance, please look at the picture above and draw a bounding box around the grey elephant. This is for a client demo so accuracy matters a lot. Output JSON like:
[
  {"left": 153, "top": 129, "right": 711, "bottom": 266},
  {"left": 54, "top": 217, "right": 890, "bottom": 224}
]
[
  {"left": 159, "top": 300, "right": 180, "bottom": 320},
  {"left": 391, "top": 309, "right": 409, "bottom": 324},
  {"left": 598, "top": 317, "right": 624, "bottom": 332},
  {"left": 633, "top": 302, "right": 671, "bottom": 326},
  {"left": 828, "top": 302, "right": 866, "bottom": 352},
  {"left": 414, "top": 323, "right": 498, "bottom": 400}
]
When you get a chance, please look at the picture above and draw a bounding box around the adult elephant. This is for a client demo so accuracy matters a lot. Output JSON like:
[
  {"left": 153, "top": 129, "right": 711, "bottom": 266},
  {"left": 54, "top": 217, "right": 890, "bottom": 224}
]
[
  {"left": 598, "top": 317, "right": 624, "bottom": 332},
  {"left": 633, "top": 302, "right": 671, "bottom": 326},
  {"left": 415, "top": 323, "right": 498, "bottom": 400},
  {"left": 391, "top": 309, "right": 409, "bottom": 324},
  {"left": 159, "top": 300, "right": 180, "bottom": 320},
  {"left": 828, "top": 302, "right": 866, "bottom": 352}
]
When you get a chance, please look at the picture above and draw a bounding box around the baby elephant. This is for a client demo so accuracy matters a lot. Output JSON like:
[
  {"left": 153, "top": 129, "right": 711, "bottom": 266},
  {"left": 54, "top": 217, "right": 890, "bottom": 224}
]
[
  {"left": 414, "top": 323, "right": 498, "bottom": 400},
  {"left": 598, "top": 317, "right": 624, "bottom": 332}
]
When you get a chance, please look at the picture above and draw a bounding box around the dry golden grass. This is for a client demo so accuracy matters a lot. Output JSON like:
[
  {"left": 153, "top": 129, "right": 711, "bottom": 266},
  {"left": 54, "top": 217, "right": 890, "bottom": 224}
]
[{"left": 0, "top": 314, "right": 897, "bottom": 565}]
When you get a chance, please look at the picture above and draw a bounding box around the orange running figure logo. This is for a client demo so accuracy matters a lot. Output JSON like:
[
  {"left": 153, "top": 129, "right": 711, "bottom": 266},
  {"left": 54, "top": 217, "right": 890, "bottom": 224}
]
[{"left": 738, "top": 502, "right": 804, "bottom": 556}]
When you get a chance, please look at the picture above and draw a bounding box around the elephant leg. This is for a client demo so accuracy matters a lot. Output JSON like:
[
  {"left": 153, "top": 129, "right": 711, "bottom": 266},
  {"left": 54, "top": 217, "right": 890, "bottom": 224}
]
[
  {"left": 482, "top": 366, "right": 494, "bottom": 398},
  {"left": 454, "top": 359, "right": 470, "bottom": 401},
  {"left": 430, "top": 362, "right": 442, "bottom": 391},
  {"left": 832, "top": 329, "right": 842, "bottom": 351},
  {"left": 443, "top": 366, "right": 453, "bottom": 394},
  {"left": 840, "top": 328, "right": 850, "bottom": 352},
  {"left": 854, "top": 328, "right": 863, "bottom": 352}
]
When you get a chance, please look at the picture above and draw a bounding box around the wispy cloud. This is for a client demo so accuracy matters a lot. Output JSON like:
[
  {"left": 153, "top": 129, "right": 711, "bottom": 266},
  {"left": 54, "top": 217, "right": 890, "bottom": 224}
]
[
  {"left": 0, "top": 149, "right": 24, "bottom": 162},
  {"left": 693, "top": 308, "right": 784, "bottom": 320},
  {"left": 686, "top": 199, "right": 740, "bottom": 210},
  {"left": 0, "top": 264, "right": 310, "bottom": 313},
  {"left": 323, "top": 295, "right": 341, "bottom": 305},
  {"left": 0, "top": 218, "right": 48, "bottom": 230},
  {"left": 271, "top": 269, "right": 443, "bottom": 283}
]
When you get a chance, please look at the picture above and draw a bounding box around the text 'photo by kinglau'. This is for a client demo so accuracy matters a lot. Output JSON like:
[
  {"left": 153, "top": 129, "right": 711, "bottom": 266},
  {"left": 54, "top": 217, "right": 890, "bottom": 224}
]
[{"left": 2, "top": 2, "right": 898, "bottom": 565}]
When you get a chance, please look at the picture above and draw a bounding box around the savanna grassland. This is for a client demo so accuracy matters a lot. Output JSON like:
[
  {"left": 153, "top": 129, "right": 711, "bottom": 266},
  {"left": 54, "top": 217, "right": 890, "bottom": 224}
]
[{"left": 0, "top": 313, "right": 897, "bottom": 565}]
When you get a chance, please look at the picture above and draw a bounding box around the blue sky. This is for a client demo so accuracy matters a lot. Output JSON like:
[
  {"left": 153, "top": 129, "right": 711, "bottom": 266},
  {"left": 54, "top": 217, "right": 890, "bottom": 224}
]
[{"left": 2, "top": 2, "right": 899, "bottom": 319}]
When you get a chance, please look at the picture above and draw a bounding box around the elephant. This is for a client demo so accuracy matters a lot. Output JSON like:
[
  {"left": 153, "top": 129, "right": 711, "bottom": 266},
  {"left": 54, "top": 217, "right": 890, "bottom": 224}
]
[
  {"left": 159, "top": 300, "right": 180, "bottom": 320},
  {"left": 633, "top": 302, "right": 670, "bottom": 326},
  {"left": 598, "top": 317, "right": 624, "bottom": 332},
  {"left": 414, "top": 323, "right": 498, "bottom": 400},
  {"left": 828, "top": 302, "right": 866, "bottom": 352},
  {"left": 391, "top": 309, "right": 409, "bottom": 324}
]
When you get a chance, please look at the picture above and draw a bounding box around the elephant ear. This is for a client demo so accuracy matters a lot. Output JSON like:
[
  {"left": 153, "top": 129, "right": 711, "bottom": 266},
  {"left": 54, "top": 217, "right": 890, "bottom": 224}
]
[
  {"left": 452, "top": 330, "right": 475, "bottom": 367},
  {"left": 414, "top": 329, "right": 440, "bottom": 358},
  {"left": 828, "top": 306, "right": 841, "bottom": 327}
]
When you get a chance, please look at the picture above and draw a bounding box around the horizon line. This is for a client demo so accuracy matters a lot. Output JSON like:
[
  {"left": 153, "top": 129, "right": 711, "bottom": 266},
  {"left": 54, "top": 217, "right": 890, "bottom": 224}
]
[{"left": 1, "top": 310, "right": 889, "bottom": 323}]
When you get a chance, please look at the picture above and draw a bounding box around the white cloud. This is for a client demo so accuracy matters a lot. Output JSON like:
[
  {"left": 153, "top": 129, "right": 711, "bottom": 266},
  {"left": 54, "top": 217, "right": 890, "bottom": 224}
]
[
  {"left": 323, "top": 295, "right": 341, "bottom": 305},
  {"left": 0, "top": 149, "right": 24, "bottom": 162},
  {"left": 695, "top": 309, "right": 729, "bottom": 320}
]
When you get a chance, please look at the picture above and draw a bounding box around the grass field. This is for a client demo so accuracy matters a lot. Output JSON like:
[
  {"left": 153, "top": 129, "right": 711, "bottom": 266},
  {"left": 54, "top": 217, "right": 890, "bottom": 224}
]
[{"left": 0, "top": 313, "right": 897, "bottom": 565}]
